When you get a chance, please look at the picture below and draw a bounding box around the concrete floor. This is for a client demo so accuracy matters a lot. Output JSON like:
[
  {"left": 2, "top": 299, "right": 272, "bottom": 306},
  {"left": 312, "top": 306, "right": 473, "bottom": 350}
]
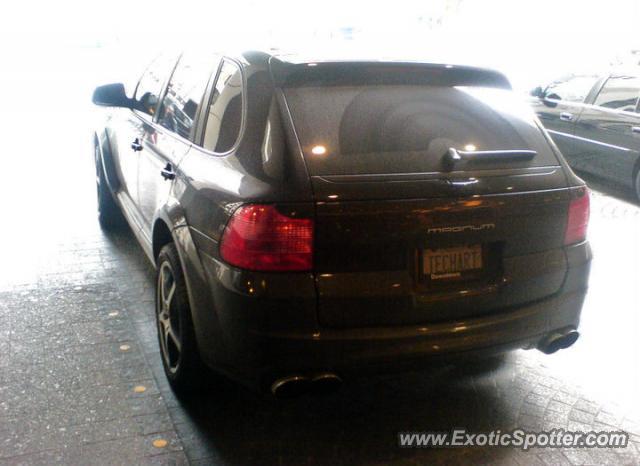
[{"left": 1, "top": 51, "right": 640, "bottom": 465}]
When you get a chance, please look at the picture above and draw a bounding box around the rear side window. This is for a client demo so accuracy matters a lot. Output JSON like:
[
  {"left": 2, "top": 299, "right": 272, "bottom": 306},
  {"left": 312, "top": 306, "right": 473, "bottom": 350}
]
[
  {"left": 545, "top": 75, "right": 598, "bottom": 103},
  {"left": 202, "top": 60, "right": 243, "bottom": 153},
  {"left": 157, "top": 53, "right": 218, "bottom": 140},
  {"left": 594, "top": 76, "right": 640, "bottom": 112},
  {"left": 284, "top": 84, "right": 559, "bottom": 176},
  {"left": 134, "top": 55, "right": 176, "bottom": 118}
]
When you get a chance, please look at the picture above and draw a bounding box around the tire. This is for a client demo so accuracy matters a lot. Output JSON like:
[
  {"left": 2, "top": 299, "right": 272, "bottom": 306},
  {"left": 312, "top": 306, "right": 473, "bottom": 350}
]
[
  {"left": 95, "top": 145, "right": 124, "bottom": 230},
  {"left": 155, "top": 242, "right": 205, "bottom": 396},
  {"left": 634, "top": 169, "right": 640, "bottom": 202}
]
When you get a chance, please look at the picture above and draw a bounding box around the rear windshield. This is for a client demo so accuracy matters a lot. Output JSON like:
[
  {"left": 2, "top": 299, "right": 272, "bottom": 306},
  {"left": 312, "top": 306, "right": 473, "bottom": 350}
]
[{"left": 283, "top": 85, "right": 559, "bottom": 176}]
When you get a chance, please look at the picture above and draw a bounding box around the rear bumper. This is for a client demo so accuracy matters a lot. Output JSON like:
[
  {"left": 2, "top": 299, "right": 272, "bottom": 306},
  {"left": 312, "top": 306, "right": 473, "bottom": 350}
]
[
  {"left": 192, "top": 241, "right": 590, "bottom": 389},
  {"left": 251, "top": 287, "right": 586, "bottom": 380}
]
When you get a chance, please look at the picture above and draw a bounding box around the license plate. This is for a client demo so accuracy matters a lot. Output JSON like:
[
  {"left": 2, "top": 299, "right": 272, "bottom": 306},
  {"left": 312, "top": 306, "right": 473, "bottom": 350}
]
[{"left": 423, "top": 245, "right": 483, "bottom": 279}]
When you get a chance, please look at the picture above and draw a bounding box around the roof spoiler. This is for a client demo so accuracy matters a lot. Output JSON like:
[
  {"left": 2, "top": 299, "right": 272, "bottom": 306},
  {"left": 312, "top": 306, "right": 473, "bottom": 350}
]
[{"left": 270, "top": 59, "right": 511, "bottom": 89}]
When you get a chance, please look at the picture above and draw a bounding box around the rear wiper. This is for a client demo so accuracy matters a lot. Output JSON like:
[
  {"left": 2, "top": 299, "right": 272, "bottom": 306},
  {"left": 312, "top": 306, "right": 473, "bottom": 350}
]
[{"left": 443, "top": 147, "right": 537, "bottom": 170}]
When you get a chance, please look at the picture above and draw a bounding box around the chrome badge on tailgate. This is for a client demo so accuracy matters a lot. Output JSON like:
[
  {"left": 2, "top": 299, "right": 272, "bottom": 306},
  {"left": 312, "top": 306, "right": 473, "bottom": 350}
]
[{"left": 427, "top": 223, "right": 495, "bottom": 234}]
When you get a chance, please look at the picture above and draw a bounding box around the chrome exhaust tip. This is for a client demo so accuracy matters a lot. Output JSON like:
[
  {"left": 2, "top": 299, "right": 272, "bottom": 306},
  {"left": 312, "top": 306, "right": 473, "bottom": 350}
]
[
  {"left": 270, "top": 375, "right": 311, "bottom": 399},
  {"left": 310, "top": 373, "right": 342, "bottom": 394},
  {"left": 270, "top": 373, "right": 342, "bottom": 398},
  {"left": 538, "top": 330, "right": 580, "bottom": 355}
]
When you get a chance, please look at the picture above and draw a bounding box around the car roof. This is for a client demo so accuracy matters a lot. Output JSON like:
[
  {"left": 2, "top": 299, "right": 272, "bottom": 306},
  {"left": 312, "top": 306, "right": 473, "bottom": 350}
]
[{"left": 223, "top": 48, "right": 512, "bottom": 89}]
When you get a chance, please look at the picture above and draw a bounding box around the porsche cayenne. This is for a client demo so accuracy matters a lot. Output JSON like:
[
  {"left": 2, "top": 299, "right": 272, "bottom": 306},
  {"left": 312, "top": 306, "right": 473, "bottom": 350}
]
[{"left": 92, "top": 50, "right": 591, "bottom": 397}]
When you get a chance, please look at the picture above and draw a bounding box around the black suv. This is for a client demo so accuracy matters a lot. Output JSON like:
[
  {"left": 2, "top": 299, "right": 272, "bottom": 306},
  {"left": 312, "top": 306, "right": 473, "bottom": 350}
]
[
  {"left": 531, "top": 72, "right": 640, "bottom": 197},
  {"left": 92, "top": 51, "right": 591, "bottom": 397}
]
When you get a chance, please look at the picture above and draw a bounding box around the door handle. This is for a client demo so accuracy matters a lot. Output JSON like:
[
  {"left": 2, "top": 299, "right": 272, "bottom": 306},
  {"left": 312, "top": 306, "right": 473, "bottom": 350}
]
[
  {"left": 632, "top": 126, "right": 640, "bottom": 134},
  {"left": 560, "top": 112, "right": 574, "bottom": 122},
  {"left": 161, "top": 163, "right": 175, "bottom": 181},
  {"left": 131, "top": 138, "right": 143, "bottom": 151}
]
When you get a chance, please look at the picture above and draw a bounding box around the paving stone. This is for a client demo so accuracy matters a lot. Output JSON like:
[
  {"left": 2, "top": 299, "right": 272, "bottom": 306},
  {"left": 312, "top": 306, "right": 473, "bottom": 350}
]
[
  {"left": 61, "top": 418, "right": 140, "bottom": 445},
  {"left": 546, "top": 400, "right": 573, "bottom": 416},
  {"left": 568, "top": 408, "right": 596, "bottom": 424},
  {"left": 542, "top": 410, "right": 569, "bottom": 426},
  {"left": 126, "top": 395, "right": 170, "bottom": 417},
  {"left": 573, "top": 399, "right": 600, "bottom": 415},
  {"left": 537, "top": 450, "right": 572, "bottom": 466},
  {"left": 137, "top": 451, "right": 189, "bottom": 466},
  {"left": 2, "top": 448, "right": 76, "bottom": 466},
  {"left": 596, "top": 410, "right": 624, "bottom": 427},
  {"left": 134, "top": 412, "right": 175, "bottom": 436}
]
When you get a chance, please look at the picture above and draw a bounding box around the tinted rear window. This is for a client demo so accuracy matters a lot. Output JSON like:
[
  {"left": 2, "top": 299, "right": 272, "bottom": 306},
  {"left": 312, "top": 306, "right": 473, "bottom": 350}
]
[{"left": 284, "top": 85, "right": 560, "bottom": 176}]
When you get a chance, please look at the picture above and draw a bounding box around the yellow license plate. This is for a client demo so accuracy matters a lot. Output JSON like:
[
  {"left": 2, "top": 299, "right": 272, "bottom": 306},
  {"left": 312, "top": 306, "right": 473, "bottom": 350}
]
[{"left": 423, "top": 245, "right": 483, "bottom": 279}]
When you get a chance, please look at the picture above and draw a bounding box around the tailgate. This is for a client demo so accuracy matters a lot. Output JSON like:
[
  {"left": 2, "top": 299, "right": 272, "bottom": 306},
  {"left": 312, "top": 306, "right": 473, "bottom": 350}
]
[
  {"left": 313, "top": 170, "right": 570, "bottom": 327},
  {"left": 280, "top": 68, "right": 571, "bottom": 327}
]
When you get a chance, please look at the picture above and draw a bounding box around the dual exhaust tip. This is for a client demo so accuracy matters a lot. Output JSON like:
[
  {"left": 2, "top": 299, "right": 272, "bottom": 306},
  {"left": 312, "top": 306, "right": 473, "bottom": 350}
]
[
  {"left": 537, "top": 329, "right": 580, "bottom": 355},
  {"left": 271, "top": 373, "right": 342, "bottom": 399},
  {"left": 271, "top": 330, "right": 579, "bottom": 397}
]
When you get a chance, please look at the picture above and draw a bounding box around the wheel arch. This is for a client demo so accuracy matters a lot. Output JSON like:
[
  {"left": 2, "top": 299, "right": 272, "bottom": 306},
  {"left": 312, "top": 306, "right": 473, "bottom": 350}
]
[
  {"left": 93, "top": 129, "right": 121, "bottom": 192},
  {"left": 151, "top": 213, "right": 217, "bottom": 367},
  {"left": 152, "top": 218, "right": 174, "bottom": 264}
]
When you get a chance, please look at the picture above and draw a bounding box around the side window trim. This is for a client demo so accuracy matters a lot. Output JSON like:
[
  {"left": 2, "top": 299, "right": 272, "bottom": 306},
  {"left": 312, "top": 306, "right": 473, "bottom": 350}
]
[
  {"left": 197, "top": 57, "right": 247, "bottom": 156},
  {"left": 583, "top": 76, "right": 607, "bottom": 105},
  {"left": 194, "top": 59, "right": 223, "bottom": 145},
  {"left": 132, "top": 66, "right": 149, "bottom": 105},
  {"left": 152, "top": 53, "right": 183, "bottom": 125},
  {"left": 592, "top": 76, "right": 612, "bottom": 109},
  {"left": 190, "top": 59, "right": 221, "bottom": 143}
]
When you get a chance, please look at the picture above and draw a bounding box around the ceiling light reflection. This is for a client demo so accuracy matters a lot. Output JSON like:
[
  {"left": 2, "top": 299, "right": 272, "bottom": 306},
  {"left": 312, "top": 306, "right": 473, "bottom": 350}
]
[{"left": 311, "top": 145, "right": 327, "bottom": 155}]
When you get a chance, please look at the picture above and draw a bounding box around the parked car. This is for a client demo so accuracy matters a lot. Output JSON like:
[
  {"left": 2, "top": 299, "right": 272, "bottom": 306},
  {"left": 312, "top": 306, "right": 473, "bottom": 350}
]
[
  {"left": 92, "top": 50, "right": 591, "bottom": 398},
  {"left": 531, "top": 71, "right": 640, "bottom": 197}
]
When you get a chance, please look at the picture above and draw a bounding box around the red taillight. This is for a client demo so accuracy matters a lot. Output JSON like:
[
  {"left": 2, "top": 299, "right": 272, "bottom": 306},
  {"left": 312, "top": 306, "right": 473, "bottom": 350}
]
[
  {"left": 219, "top": 204, "right": 313, "bottom": 271},
  {"left": 564, "top": 188, "right": 590, "bottom": 246}
]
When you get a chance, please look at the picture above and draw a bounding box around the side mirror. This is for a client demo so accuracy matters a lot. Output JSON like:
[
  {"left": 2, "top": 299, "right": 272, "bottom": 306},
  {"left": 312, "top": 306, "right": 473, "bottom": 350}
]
[
  {"left": 92, "top": 83, "right": 132, "bottom": 108},
  {"left": 542, "top": 92, "right": 561, "bottom": 108},
  {"left": 530, "top": 86, "right": 544, "bottom": 98}
]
